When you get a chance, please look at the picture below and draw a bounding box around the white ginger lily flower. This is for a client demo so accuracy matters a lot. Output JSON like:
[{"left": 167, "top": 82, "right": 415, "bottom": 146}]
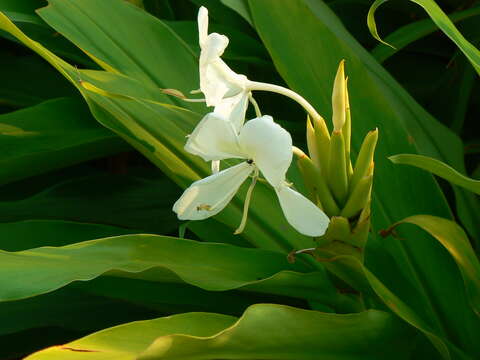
[
  {"left": 197, "top": 6, "right": 249, "bottom": 132},
  {"left": 173, "top": 114, "right": 330, "bottom": 237}
]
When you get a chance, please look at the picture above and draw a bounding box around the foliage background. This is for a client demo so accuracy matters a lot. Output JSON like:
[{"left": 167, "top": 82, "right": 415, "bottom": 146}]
[{"left": 0, "top": 0, "right": 478, "bottom": 359}]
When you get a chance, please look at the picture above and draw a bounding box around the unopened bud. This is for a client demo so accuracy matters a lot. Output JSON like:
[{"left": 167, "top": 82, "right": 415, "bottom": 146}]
[
  {"left": 332, "top": 60, "right": 346, "bottom": 132},
  {"left": 327, "top": 130, "right": 348, "bottom": 206},
  {"left": 349, "top": 129, "right": 378, "bottom": 195},
  {"left": 341, "top": 174, "right": 373, "bottom": 218},
  {"left": 293, "top": 146, "right": 340, "bottom": 216}
]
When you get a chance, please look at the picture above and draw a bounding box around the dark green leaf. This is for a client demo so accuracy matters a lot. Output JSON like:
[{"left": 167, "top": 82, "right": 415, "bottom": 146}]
[{"left": 0, "top": 98, "right": 128, "bottom": 185}]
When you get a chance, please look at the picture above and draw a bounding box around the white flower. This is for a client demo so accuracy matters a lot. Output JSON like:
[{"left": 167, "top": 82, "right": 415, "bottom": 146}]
[
  {"left": 174, "top": 114, "right": 330, "bottom": 237},
  {"left": 197, "top": 6, "right": 249, "bottom": 132}
]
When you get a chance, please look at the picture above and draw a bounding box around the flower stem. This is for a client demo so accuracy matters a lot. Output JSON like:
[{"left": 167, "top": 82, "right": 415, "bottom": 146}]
[
  {"left": 234, "top": 168, "right": 259, "bottom": 235},
  {"left": 247, "top": 80, "right": 329, "bottom": 137}
]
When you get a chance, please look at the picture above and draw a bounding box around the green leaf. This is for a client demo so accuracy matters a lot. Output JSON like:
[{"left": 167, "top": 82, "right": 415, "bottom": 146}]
[
  {"left": 370, "top": 6, "right": 480, "bottom": 63},
  {"left": 0, "top": 171, "right": 181, "bottom": 233},
  {"left": 384, "top": 215, "right": 480, "bottom": 318},
  {"left": 0, "top": 234, "right": 342, "bottom": 308},
  {"left": 247, "top": 0, "right": 480, "bottom": 355},
  {"left": 390, "top": 154, "right": 480, "bottom": 194},
  {"left": 367, "top": 0, "right": 480, "bottom": 75},
  {"left": 25, "top": 305, "right": 415, "bottom": 360},
  {"left": 0, "top": 98, "right": 128, "bottom": 186},
  {"left": 320, "top": 255, "right": 456, "bottom": 359},
  {"left": 37, "top": 0, "right": 201, "bottom": 103},
  {"left": 73, "top": 276, "right": 307, "bottom": 317},
  {"left": 0, "top": 287, "right": 157, "bottom": 337},
  {"left": 25, "top": 312, "right": 237, "bottom": 360},
  {"left": 220, "top": 0, "right": 253, "bottom": 26},
  {"left": 0, "top": 53, "right": 78, "bottom": 107},
  {"left": 0, "top": 220, "right": 136, "bottom": 251}
]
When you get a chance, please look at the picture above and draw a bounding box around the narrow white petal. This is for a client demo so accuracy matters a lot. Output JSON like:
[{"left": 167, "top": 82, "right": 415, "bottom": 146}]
[
  {"left": 198, "top": 6, "right": 209, "bottom": 47},
  {"left": 213, "top": 91, "right": 249, "bottom": 132},
  {"left": 275, "top": 185, "right": 330, "bottom": 236},
  {"left": 173, "top": 162, "right": 253, "bottom": 220},
  {"left": 185, "top": 113, "right": 245, "bottom": 161},
  {"left": 239, "top": 115, "right": 292, "bottom": 187}
]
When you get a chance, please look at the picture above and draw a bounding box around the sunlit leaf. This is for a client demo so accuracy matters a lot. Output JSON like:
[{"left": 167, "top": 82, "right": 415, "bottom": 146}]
[{"left": 390, "top": 154, "right": 480, "bottom": 194}]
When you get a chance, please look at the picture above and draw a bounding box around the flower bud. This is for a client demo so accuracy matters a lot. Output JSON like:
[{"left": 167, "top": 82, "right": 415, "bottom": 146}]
[
  {"left": 327, "top": 130, "right": 348, "bottom": 206},
  {"left": 332, "top": 60, "right": 346, "bottom": 132},
  {"left": 349, "top": 128, "right": 378, "bottom": 195}
]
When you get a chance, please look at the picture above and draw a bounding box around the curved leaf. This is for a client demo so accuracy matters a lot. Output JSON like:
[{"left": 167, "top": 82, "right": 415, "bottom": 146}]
[
  {"left": 0, "top": 234, "right": 343, "bottom": 308},
  {"left": 390, "top": 154, "right": 480, "bottom": 195},
  {"left": 371, "top": 6, "right": 480, "bottom": 63},
  {"left": 25, "top": 312, "right": 236, "bottom": 360},
  {"left": 26, "top": 305, "right": 415, "bottom": 360},
  {"left": 368, "top": 0, "right": 480, "bottom": 75},
  {"left": 383, "top": 215, "right": 480, "bottom": 318}
]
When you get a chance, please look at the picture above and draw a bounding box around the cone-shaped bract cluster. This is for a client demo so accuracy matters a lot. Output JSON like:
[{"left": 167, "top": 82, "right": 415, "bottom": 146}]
[{"left": 294, "top": 61, "right": 378, "bottom": 260}]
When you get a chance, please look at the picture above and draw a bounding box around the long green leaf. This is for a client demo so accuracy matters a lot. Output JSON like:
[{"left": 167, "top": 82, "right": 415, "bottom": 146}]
[
  {"left": 390, "top": 154, "right": 480, "bottom": 194},
  {"left": 371, "top": 6, "right": 480, "bottom": 63},
  {"left": 25, "top": 305, "right": 415, "bottom": 360},
  {"left": 37, "top": 0, "right": 201, "bottom": 104},
  {"left": 0, "top": 234, "right": 343, "bottom": 308},
  {"left": 368, "top": 0, "right": 480, "bottom": 75}
]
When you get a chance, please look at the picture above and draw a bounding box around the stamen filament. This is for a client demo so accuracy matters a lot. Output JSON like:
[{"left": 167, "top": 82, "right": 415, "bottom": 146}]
[
  {"left": 234, "top": 167, "right": 259, "bottom": 234},
  {"left": 182, "top": 98, "right": 207, "bottom": 103},
  {"left": 249, "top": 93, "right": 262, "bottom": 117}
]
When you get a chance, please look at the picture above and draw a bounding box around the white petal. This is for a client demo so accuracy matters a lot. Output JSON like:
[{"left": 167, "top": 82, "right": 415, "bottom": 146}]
[
  {"left": 199, "top": 33, "right": 247, "bottom": 107},
  {"left": 173, "top": 162, "right": 253, "bottom": 220},
  {"left": 239, "top": 115, "right": 292, "bottom": 187},
  {"left": 198, "top": 6, "right": 209, "bottom": 47},
  {"left": 185, "top": 113, "right": 245, "bottom": 161},
  {"left": 213, "top": 91, "right": 249, "bottom": 132},
  {"left": 275, "top": 185, "right": 330, "bottom": 236}
]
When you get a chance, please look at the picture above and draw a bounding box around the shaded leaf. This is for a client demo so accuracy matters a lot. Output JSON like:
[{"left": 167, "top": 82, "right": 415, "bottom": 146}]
[
  {"left": 0, "top": 172, "right": 181, "bottom": 233},
  {"left": 384, "top": 215, "right": 480, "bottom": 318},
  {"left": 368, "top": 0, "right": 480, "bottom": 75},
  {"left": 0, "top": 97, "right": 128, "bottom": 185},
  {"left": 370, "top": 6, "right": 480, "bottom": 63}
]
